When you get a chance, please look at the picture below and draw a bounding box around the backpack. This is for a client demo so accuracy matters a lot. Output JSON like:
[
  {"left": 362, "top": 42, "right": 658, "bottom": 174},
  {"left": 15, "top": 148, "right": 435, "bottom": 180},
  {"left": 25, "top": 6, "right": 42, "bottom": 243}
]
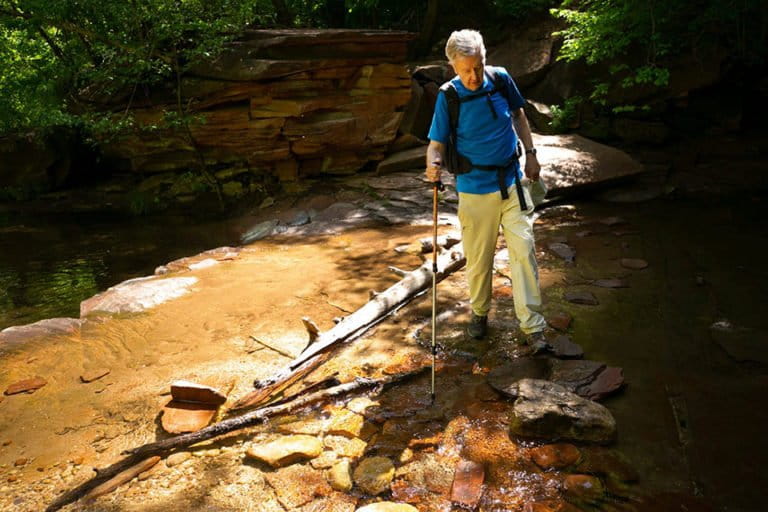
[{"left": 440, "top": 66, "right": 526, "bottom": 207}]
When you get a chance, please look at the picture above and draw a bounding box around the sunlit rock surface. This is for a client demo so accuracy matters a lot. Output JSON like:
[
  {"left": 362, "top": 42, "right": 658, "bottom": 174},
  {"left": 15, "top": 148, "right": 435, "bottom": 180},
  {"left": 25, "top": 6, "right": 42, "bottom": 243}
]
[{"left": 80, "top": 276, "right": 198, "bottom": 315}]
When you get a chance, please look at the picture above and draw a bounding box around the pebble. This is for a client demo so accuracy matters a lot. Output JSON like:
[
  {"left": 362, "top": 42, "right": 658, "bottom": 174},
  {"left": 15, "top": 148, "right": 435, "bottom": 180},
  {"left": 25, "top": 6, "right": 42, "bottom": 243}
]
[
  {"left": 14, "top": 458, "right": 27, "bottom": 467},
  {"left": 166, "top": 452, "right": 192, "bottom": 467}
]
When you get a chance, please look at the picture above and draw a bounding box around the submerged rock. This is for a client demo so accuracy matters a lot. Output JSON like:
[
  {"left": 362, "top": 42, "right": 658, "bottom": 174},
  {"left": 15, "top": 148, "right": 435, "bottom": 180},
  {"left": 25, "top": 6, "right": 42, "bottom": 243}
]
[
  {"left": 509, "top": 379, "right": 617, "bottom": 444},
  {"left": 564, "top": 291, "right": 599, "bottom": 306},
  {"left": 546, "top": 312, "right": 573, "bottom": 331},
  {"left": 450, "top": 459, "right": 485, "bottom": 508},
  {"left": 4, "top": 376, "right": 47, "bottom": 395},
  {"left": 579, "top": 367, "right": 625, "bottom": 401},
  {"left": 329, "top": 459, "right": 353, "bottom": 492},
  {"left": 246, "top": 435, "right": 323, "bottom": 467},
  {"left": 353, "top": 456, "right": 395, "bottom": 495},
  {"left": 548, "top": 335, "right": 584, "bottom": 359},
  {"left": 548, "top": 242, "right": 576, "bottom": 263},
  {"left": 592, "top": 278, "right": 629, "bottom": 288},
  {"left": 529, "top": 443, "right": 581, "bottom": 470},
  {"left": 550, "top": 360, "right": 606, "bottom": 393}
]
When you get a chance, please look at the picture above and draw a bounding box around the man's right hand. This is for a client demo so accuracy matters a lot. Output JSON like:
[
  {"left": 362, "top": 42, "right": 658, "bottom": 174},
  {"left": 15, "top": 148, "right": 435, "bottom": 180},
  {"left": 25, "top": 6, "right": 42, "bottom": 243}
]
[{"left": 426, "top": 158, "right": 444, "bottom": 183}]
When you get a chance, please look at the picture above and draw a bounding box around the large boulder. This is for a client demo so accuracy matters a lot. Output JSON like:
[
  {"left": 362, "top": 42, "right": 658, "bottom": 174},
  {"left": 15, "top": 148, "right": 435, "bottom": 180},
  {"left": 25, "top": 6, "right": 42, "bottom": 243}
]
[
  {"left": 509, "top": 379, "right": 617, "bottom": 444},
  {"left": 534, "top": 133, "right": 644, "bottom": 196}
]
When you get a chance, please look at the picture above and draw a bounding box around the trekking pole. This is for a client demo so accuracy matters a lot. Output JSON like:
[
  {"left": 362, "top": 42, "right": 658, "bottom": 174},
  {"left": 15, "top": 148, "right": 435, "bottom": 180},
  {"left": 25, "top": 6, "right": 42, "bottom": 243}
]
[{"left": 431, "top": 178, "right": 444, "bottom": 404}]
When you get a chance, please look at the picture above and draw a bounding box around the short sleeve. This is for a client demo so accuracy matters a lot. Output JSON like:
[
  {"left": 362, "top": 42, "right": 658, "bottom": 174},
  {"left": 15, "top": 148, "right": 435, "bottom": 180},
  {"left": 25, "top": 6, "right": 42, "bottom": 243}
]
[
  {"left": 428, "top": 90, "right": 450, "bottom": 145},
  {"left": 504, "top": 72, "right": 526, "bottom": 111}
]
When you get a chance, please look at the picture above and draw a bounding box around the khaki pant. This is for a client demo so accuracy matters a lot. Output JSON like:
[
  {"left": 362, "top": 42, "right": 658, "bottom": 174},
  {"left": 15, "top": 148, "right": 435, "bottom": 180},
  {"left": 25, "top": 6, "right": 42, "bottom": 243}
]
[{"left": 458, "top": 183, "right": 547, "bottom": 334}]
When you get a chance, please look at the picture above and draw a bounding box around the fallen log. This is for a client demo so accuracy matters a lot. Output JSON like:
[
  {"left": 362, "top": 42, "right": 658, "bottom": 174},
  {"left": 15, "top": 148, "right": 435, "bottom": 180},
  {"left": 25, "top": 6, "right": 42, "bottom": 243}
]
[
  {"left": 254, "top": 243, "right": 466, "bottom": 391},
  {"left": 45, "top": 368, "right": 426, "bottom": 512}
]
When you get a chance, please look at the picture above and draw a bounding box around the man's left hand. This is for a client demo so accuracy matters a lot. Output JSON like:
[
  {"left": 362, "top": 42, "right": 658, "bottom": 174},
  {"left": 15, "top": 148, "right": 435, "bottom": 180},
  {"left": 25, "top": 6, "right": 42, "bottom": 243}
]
[{"left": 524, "top": 154, "right": 541, "bottom": 181}]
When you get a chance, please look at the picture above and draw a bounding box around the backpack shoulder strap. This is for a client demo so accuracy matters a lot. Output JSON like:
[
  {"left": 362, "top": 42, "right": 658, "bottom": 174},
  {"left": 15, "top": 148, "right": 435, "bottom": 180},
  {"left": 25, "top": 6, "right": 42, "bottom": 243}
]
[
  {"left": 440, "top": 81, "right": 461, "bottom": 132},
  {"left": 487, "top": 66, "right": 512, "bottom": 107}
]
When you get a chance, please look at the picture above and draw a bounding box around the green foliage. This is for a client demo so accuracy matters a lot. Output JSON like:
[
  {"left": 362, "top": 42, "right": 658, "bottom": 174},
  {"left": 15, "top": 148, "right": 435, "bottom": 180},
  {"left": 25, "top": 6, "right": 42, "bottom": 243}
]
[{"left": 549, "top": 96, "right": 581, "bottom": 133}]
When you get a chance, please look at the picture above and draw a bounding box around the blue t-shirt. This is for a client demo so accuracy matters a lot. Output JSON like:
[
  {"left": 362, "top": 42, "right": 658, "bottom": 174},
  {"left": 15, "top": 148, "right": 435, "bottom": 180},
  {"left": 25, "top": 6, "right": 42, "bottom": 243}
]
[{"left": 428, "top": 66, "right": 526, "bottom": 194}]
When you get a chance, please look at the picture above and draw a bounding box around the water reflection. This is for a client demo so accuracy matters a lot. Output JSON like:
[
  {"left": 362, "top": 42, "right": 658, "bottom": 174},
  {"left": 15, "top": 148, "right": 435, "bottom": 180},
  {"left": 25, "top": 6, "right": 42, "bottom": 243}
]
[{"left": 0, "top": 212, "right": 235, "bottom": 331}]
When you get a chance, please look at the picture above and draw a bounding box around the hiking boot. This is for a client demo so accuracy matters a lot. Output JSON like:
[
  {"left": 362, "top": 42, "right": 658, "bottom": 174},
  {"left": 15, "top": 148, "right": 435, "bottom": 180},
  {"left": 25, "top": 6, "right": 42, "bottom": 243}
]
[
  {"left": 467, "top": 313, "right": 488, "bottom": 339},
  {"left": 526, "top": 331, "right": 550, "bottom": 354}
]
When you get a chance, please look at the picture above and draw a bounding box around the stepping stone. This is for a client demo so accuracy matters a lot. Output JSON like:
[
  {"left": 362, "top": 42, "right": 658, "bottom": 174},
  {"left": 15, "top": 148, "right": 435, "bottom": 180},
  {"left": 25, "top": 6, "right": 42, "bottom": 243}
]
[
  {"left": 451, "top": 460, "right": 485, "bottom": 508},
  {"left": 620, "top": 258, "right": 648, "bottom": 270},
  {"left": 549, "top": 335, "right": 584, "bottom": 359},
  {"left": 548, "top": 243, "right": 576, "bottom": 263},
  {"left": 579, "top": 367, "right": 625, "bottom": 400},
  {"left": 246, "top": 435, "right": 323, "bottom": 467},
  {"left": 161, "top": 401, "right": 218, "bottom": 434},
  {"left": 80, "top": 368, "right": 111, "bottom": 383},
  {"left": 592, "top": 278, "right": 628, "bottom": 288},
  {"left": 4, "top": 376, "right": 47, "bottom": 395},
  {"left": 550, "top": 360, "right": 606, "bottom": 393},
  {"left": 547, "top": 312, "right": 573, "bottom": 331},
  {"left": 564, "top": 291, "right": 599, "bottom": 305}
]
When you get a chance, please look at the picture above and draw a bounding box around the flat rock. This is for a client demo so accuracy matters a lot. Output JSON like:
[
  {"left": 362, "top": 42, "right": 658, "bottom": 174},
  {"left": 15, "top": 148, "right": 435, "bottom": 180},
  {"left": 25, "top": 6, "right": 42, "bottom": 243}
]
[
  {"left": 620, "top": 258, "right": 648, "bottom": 270},
  {"left": 394, "top": 452, "right": 454, "bottom": 494},
  {"left": 80, "top": 368, "right": 111, "bottom": 383},
  {"left": 509, "top": 379, "right": 617, "bottom": 444},
  {"left": 80, "top": 276, "right": 197, "bottom": 316},
  {"left": 355, "top": 503, "right": 418, "bottom": 512},
  {"left": 0, "top": 318, "right": 81, "bottom": 350},
  {"left": 353, "top": 456, "right": 395, "bottom": 495},
  {"left": 579, "top": 367, "right": 625, "bottom": 400},
  {"left": 328, "top": 409, "right": 365, "bottom": 437},
  {"left": 324, "top": 435, "right": 368, "bottom": 458},
  {"left": 241, "top": 219, "right": 279, "bottom": 244},
  {"left": 375, "top": 146, "right": 426, "bottom": 175},
  {"left": 564, "top": 290, "right": 599, "bottom": 306},
  {"left": 592, "top": 278, "right": 628, "bottom": 288},
  {"left": 247, "top": 435, "right": 323, "bottom": 467},
  {"left": 487, "top": 358, "right": 551, "bottom": 398},
  {"left": 548, "top": 335, "right": 584, "bottom": 359},
  {"left": 547, "top": 312, "right": 573, "bottom": 331},
  {"left": 170, "top": 380, "right": 227, "bottom": 405},
  {"left": 165, "top": 451, "right": 192, "bottom": 467},
  {"left": 529, "top": 443, "right": 581, "bottom": 469},
  {"left": 548, "top": 243, "right": 575, "bottom": 263},
  {"left": 550, "top": 360, "right": 607, "bottom": 393},
  {"left": 450, "top": 460, "right": 485, "bottom": 508},
  {"left": 5, "top": 376, "right": 47, "bottom": 395},
  {"left": 161, "top": 400, "right": 218, "bottom": 434}
]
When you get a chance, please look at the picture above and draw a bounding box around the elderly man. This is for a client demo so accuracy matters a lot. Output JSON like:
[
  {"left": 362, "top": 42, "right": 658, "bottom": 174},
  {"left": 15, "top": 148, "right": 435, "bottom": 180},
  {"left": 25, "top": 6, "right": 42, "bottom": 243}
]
[{"left": 426, "top": 29, "right": 547, "bottom": 344}]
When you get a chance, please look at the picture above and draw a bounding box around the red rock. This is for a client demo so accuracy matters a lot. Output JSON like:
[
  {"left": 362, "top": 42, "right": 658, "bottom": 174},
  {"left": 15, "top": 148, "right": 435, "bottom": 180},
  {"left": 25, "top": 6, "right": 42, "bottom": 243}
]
[
  {"left": 80, "top": 368, "right": 111, "bottom": 383},
  {"left": 620, "top": 258, "right": 648, "bottom": 270},
  {"left": 5, "top": 376, "right": 47, "bottom": 395},
  {"left": 170, "top": 380, "right": 227, "bottom": 405},
  {"left": 7, "top": 475, "right": 18, "bottom": 482},
  {"left": 161, "top": 400, "right": 218, "bottom": 434},
  {"left": 547, "top": 312, "right": 572, "bottom": 331},
  {"left": 450, "top": 460, "right": 484, "bottom": 509},
  {"left": 14, "top": 457, "right": 27, "bottom": 466},
  {"left": 529, "top": 444, "right": 581, "bottom": 469},
  {"left": 579, "top": 367, "right": 625, "bottom": 401},
  {"left": 563, "top": 474, "right": 605, "bottom": 502}
]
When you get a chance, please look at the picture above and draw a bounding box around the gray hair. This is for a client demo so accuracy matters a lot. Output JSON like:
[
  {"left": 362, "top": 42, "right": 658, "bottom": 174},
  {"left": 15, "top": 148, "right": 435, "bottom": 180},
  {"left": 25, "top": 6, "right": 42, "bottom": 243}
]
[{"left": 445, "top": 29, "right": 486, "bottom": 64}]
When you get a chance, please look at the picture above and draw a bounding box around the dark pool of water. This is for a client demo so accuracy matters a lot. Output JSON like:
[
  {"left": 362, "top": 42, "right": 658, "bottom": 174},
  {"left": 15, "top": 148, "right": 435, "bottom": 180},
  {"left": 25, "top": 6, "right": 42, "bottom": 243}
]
[{"left": 0, "top": 211, "right": 238, "bottom": 331}]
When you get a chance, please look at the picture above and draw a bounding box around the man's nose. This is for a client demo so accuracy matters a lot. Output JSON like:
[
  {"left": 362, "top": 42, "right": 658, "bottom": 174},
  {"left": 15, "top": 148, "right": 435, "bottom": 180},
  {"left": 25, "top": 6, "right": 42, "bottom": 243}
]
[{"left": 471, "top": 69, "right": 481, "bottom": 82}]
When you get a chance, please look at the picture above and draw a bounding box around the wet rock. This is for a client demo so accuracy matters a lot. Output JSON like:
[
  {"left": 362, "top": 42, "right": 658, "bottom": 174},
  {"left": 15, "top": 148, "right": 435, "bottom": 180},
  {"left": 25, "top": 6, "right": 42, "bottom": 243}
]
[
  {"left": 529, "top": 444, "right": 581, "bottom": 469},
  {"left": 562, "top": 474, "right": 605, "bottom": 506},
  {"left": 592, "top": 278, "right": 628, "bottom": 288},
  {"left": 550, "top": 360, "right": 606, "bottom": 393},
  {"left": 4, "top": 376, "right": 47, "bottom": 395},
  {"left": 450, "top": 460, "right": 485, "bottom": 509},
  {"left": 162, "top": 400, "right": 219, "bottom": 434},
  {"left": 170, "top": 381, "right": 227, "bottom": 405},
  {"left": 165, "top": 452, "right": 192, "bottom": 467},
  {"left": 547, "top": 312, "right": 573, "bottom": 331},
  {"left": 329, "top": 459, "right": 353, "bottom": 492},
  {"left": 246, "top": 435, "right": 323, "bottom": 467},
  {"left": 395, "top": 452, "right": 454, "bottom": 494},
  {"left": 310, "top": 450, "right": 340, "bottom": 469},
  {"left": 524, "top": 500, "right": 583, "bottom": 512},
  {"left": 548, "top": 335, "right": 584, "bottom": 359},
  {"left": 14, "top": 458, "right": 27, "bottom": 467},
  {"left": 277, "top": 416, "right": 329, "bottom": 436},
  {"left": 353, "top": 456, "right": 395, "bottom": 495},
  {"left": 355, "top": 503, "right": 418, "bottom": 512},
  {"left": 80, "top": 276, "right": 197, "bottom": 315},
  {"left": 487, "top": 358, "right": 551, "bottom": 398},
  {"left": 347, "top": 397, "right": 379, "bottom": 415},
  {"left": 83, "top": 456, "right": 161, "bottom": 501},
  {"left": 80, "top": 368, "right": 111, "bottom": 383},
  {"left": 509, "top": 379, "right": 617, "bottom": 444},
  {"left": 375, "top": 146, "right": 426, "bottom": 175},
  {"left": 548, "top": 243, "right": 576, "bottom": 263},
  {"left": 328, "top": 409, "right": 365, "bottom": 438},
  {"left": 324, "top": 435, "right": 368, "bottom": 458},
  {"left": 287, "top": 210, "right": 311, "bottom": 227},
  {"left": 564, "top": 291, "right": 599, "bottom": 306},
  {"left": 710, "top": 322, "right": 768, "bottom": 365},
  {"left": 241, "top": 219, "right": 279, "bottom": 244},
  {"left": 0, "top": 318, "right": 81, "bottom": 349},
  {"left": 620, "top": 258, "right": 648, "bottom": 270},
  {"left": 265, "top": 464, "right": 332, "bottom": 509},
  {"left": 579, "top": 367, "right": 625, "bottom": 401}
]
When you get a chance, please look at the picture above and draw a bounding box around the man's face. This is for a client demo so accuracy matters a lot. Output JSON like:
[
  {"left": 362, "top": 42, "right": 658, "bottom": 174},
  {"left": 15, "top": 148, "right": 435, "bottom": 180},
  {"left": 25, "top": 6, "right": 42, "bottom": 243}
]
[{"left": 452, "top": 54, "right": 484, "bottom": 91}]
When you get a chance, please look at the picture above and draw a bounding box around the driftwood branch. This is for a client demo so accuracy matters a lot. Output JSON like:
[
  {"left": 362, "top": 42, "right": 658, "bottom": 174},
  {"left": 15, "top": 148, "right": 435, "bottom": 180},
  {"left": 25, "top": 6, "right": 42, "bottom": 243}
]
[{"left": 46, "top": 369, "right": 425, "bottom": 512}]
